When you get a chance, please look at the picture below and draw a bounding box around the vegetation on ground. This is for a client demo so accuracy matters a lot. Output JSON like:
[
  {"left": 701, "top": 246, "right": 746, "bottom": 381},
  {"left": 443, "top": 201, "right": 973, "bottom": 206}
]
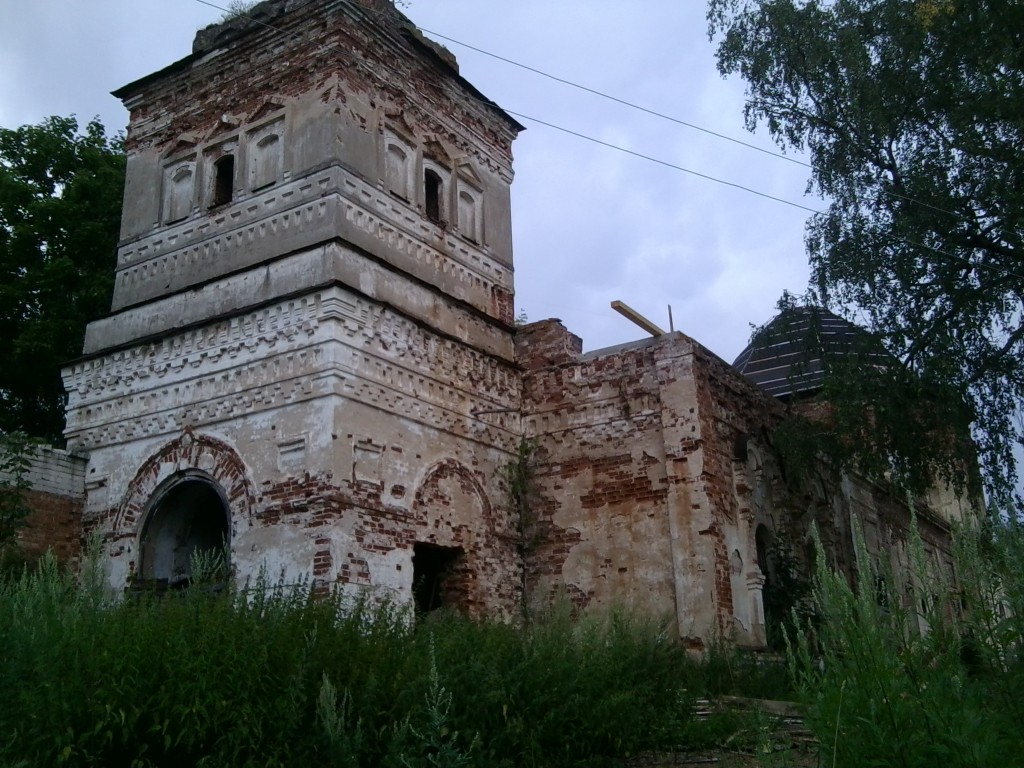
[
  {"left": 0, "top": 553, "right": 790, "bottom": 767},
  {"left": 1, "top": 516, "right": 1020, "bottom": 766},
  {"left": 788, "top": 518, "right": 1024, "bottom": 768}
]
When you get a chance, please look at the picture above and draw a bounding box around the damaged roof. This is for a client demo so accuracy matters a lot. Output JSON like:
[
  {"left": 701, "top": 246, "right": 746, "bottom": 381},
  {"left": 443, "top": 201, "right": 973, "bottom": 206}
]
[{"left": 732, "top": 306, "right": 888, "bottom": 399}]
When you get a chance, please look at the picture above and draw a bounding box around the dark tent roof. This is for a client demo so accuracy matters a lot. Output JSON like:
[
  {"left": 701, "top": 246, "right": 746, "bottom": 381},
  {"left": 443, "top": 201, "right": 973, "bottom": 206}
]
[{"left": 733, "top": 306, "right": 887, "bottom": 399}]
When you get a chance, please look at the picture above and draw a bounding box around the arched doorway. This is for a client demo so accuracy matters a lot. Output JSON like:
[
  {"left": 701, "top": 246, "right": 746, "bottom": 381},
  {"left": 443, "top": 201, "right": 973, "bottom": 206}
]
[
  {"left": 410, "top": 458, "right": 505, "bottom": 617},
  {"left": 139, "top": 472, "right": 230, "bottom": 589},
  {"left": 755, "top": 523, "right": 780, "bottom": 643}
]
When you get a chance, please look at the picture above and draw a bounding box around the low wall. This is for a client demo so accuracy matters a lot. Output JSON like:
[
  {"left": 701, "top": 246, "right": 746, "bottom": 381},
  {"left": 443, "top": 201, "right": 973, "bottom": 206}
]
[{"left": 1, "top": 444, "right": 85, "bottom": 562}]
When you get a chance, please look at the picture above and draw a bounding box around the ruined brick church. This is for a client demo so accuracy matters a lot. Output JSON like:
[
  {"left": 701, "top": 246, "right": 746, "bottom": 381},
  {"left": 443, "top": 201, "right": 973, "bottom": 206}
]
[{"left": 17, "top": 0, "right": 973, "bottom": 648}]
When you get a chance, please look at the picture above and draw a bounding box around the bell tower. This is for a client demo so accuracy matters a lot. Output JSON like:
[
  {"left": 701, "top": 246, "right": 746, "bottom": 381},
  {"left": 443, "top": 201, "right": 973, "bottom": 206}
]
[{"left": 63, "top": 0, "right": 525, "bottom": 614}]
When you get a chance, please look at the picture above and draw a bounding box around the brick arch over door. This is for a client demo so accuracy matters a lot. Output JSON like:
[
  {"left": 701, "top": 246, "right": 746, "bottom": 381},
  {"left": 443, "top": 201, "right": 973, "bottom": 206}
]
[
  {"left": 113, "top": 429, "right": 257, "bottom": 539},
  {"left": 412, "top": 458, "right": 493, "bottom": 544},
  {"left": 411, "top": 458, "right": 519, "bottom": 617}
]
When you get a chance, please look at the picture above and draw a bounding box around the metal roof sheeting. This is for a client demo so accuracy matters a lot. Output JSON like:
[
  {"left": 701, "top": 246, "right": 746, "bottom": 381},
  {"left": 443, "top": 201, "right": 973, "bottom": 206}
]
[{"left": 732, "top": 306, "right": 887, "bottom": 399}]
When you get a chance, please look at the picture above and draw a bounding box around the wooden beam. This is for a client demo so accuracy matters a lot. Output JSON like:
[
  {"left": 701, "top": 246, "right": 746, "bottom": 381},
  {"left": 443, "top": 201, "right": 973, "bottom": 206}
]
[{"left": 611, "top": 300, "right": 665, "bottom": 337}]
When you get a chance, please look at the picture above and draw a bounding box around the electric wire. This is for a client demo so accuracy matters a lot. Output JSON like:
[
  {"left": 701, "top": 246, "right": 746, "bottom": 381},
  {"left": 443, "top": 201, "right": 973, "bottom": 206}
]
[
  {"left": 506, "top": 110, "right": 822, "bottom": 215},
  {"left": 415, "top": 25, "right": 812, "bottom": 169},
  {"left": 416, "top": 26, "right": 965, "bottom": 223}
]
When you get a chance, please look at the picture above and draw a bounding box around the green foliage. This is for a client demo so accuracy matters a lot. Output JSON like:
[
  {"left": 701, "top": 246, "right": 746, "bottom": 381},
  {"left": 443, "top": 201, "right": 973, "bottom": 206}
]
[
  {"left": 763, "top": 534, "right": 815, "bottom": 650},
  {"left": 700, "top": 644, "right": 794, "bottom": 700},
  {"left": 0, "top": 562, "right": 730, "bottom": 767},
  {"left": 755, "top": 295, "right": 979, "bottom": 499},
  {"left": 400, "top": 606, "right": 699, "bottom": 766},
  {"left": 390, "top": 639, "right": 478, "bottom": 768},
  {"left": 501, "top": 437, "right": 540, "bottom": 542},
  {"left": 709, "top": 0, "right": 1024, "bottom": 507},
  {"left": 499, "top": 438, "right": 542, "bottom": 618},
  {"left": 0, "top": 432, "right": 32, "bottom": 551},
  {"left": 316, "top": 673, "right": 365, "bottom": 767},
  {"left": 0, "top": 117, "right": 124, "bottom": 442},
  {"left": 787, "top": 519, "right": 1024, "bottom": 767},
  {"left": 219, "top": 0, "right": 261, "bottom": 21}
]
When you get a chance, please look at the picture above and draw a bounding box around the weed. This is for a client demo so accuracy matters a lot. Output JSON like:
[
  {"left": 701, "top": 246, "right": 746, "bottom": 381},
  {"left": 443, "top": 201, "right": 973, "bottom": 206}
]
[
  {"left": 0, "top": 560, "right": 708, "bottom": 767},
  {"left": 0, "top": 432, "right": 32, "bottom": 551},
  {"left": 786, "top": 518, "right": 1023, "bottom": 768}
]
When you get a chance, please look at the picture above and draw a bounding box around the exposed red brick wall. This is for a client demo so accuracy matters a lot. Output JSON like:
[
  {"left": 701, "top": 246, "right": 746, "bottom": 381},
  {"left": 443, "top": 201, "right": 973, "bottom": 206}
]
[
  {"left": 516, "top": 320, "right": 583, "bottom": 369},
  {"left": 121, "top": 2, "right": 516, "bottom": 164},
  {"left": 115, "top": 429, "right": 257, "bottom": 537},
  {"left": 518, "top": 329, "right": 676, "bottom": 617},
  {"left": 244, "top": 456, "right": 520, "bottom": 617},
  {"left": 492, "top": 286, "right": 515, "bottom": 326},
  {"left": 17, "top": 489, "right": 83, "bottom": 563},
  {"left": 518, "top": 324, "right": 966, "bottom": 645}
]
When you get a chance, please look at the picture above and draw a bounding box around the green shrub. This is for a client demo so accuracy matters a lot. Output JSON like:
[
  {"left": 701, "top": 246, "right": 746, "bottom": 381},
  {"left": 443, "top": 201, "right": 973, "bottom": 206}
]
[
  {"left": 700, "top": 643, "right": 794, "bottom": 700},
  {"left": 0, "top": 562, "right": 705, "bottom": 767},
  {"left": 788, "top": 518, "right": 1024, "bottom": 768}
]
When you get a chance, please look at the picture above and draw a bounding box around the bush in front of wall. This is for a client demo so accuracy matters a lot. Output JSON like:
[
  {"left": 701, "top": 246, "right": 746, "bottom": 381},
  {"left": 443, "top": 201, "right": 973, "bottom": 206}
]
[{"left": 0, "top": 557, "right": 706, "bottom": 767}]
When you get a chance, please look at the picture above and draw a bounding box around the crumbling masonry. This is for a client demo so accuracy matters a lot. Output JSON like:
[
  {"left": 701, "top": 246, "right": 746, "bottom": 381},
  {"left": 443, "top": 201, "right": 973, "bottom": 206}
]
[{"left": 9, "top": 0, "right": 975, "bottom": 647}]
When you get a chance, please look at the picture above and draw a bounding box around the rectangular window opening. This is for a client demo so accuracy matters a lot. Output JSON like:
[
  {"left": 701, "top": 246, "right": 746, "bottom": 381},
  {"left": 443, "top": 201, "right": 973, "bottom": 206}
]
[
  {"left": 424, "top": 169, "right": 442, "bottom": 223},
  {"left": 212, "top": 155, "right": 235, "bottom": 207}
]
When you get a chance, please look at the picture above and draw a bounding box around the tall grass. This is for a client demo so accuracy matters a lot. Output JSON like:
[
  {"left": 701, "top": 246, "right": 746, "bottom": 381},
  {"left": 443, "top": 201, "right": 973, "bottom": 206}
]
[
  {"left": 787, "top": 518, "right": 1024, "bottom": 768},
  {"left": 0, "top": 557, "right": 714, "bottom": 767}
]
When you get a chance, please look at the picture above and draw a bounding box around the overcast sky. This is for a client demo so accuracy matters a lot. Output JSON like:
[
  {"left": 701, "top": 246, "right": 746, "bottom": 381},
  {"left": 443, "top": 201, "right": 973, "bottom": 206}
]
[{"left": 0, "top": 0, "right": 820, "bottom": 362}]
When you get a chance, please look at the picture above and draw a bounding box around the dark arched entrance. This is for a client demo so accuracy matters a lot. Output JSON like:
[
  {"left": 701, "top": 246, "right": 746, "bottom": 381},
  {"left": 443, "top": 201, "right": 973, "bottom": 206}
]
[{"left": 139, "top": 472, "right": 230, "bottom": 589}]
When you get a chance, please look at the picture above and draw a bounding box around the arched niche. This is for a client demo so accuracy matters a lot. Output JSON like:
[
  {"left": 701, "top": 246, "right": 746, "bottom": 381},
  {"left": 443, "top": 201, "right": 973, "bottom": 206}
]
[
  {"left": 383, "top": 129, "right": 414, "bottom": 201},
  {"left": 139, "top": 471, "right": 230, "bottom": 587},
  {"left": 162, "top": 161, "right": 195, "bottom": 224},
  {"left": 249, "top": 131, "right": 282, "bottom": 191},
  {"left": 410, "top": 458, "right": 502, "bottom": 616},
  {"left": 114, "top": 431, "right": 256, "bottom": 576},
  {"left": 455, "top": 164, "right": 484, "bottom": 243}
]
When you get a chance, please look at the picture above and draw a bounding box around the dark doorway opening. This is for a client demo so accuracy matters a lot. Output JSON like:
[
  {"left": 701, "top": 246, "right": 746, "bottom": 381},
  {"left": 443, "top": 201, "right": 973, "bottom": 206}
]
[
  {"left": 139, "top": 475, "right": 230, "bottom": 591},
  {"left": 412, "top": 542, "right": 463, "bottom": 614},
  {"left": 755, "top": 524, "right": 773, "bottom": 579},
  {"left": 755, "top": 523, "right": 782, "bottom": 645}
]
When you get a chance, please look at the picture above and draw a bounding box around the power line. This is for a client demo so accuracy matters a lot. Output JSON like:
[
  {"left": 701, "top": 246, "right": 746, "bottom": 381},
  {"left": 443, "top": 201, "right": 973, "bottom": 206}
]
[
  {"left": 415, "top": 25, "right": 965, "bottom": 223},
  {"left": 508, "top": 110, "right": 822, "bottom": 215},
  {"left": 416, "top": 26, "right": 812, "bottom": 170}
]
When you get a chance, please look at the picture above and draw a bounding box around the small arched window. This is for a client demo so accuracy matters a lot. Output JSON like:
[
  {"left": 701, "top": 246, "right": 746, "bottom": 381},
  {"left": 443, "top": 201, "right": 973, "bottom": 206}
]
[
  {"left": 211, "top": 155, "right": 235, "bottom": 207},
  {"left": 424, "top": 169, "right": 443, "bottom": 223}
]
